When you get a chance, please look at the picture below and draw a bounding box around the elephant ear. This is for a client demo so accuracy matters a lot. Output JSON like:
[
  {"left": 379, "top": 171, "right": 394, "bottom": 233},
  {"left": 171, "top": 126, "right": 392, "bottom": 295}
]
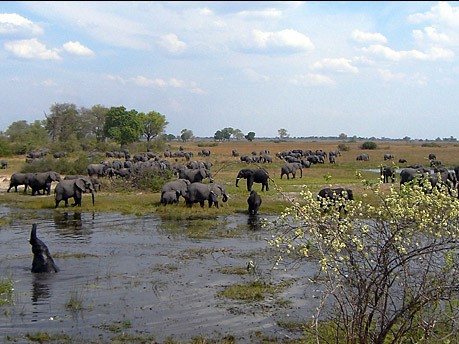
[{"left": 75, "top": 179, "right": 86, "bottom": 192}]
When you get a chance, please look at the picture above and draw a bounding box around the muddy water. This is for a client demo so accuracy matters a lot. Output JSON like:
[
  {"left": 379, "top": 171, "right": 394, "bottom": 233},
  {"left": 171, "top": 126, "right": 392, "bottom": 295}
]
[{"left": 0, "top": 207, "right": 319, "bottom": 343}]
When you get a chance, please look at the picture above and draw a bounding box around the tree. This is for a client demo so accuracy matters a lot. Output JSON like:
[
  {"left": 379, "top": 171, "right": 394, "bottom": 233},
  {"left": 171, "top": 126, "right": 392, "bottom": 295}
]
[
  {"left": 6, "top": 120, "right": 48, "bottom": 154},
  {"left": 104, "top": 106, "right": 144, "bottom": 148},
  {"left": 278, "top": 128, "right": 289, "bottom": 139},
  {"left": 232, "top": 128, "right": 244, "bottom": 140},
  {"left": 80, "top": 104, "right": 109, "bottom": 142},
  {"left": 268, "top": 179, "right": 459, "bottom": 343},
  {"left": 180, "top": 129, "right": 193, "bottom": 142},
  {"left": 214, "top": 130, "right": 224, "bottom": 141},
  {"left": 339, "top": 133, "right": 348, "bottom": 140},
  {"left": 45, "top": 103, "right": 80, "bottom": 143},
  {"left": 139, "top": 111, "right": 168, "bottom": 142},
  {"left": 245, "top": 131, "right": 255, "bottom": 142}
]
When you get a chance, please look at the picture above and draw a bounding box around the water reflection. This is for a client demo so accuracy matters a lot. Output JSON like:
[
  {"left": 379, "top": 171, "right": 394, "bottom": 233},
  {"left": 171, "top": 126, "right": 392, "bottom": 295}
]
[
  {"left": 247, "top": 214, "right": 263, "bottom": 230},
  {"left": 32, "top": 274, "right": 53, "bottom": 303},
  {"left": 53, "top": 211, "right": 83, "bottom": 230}
]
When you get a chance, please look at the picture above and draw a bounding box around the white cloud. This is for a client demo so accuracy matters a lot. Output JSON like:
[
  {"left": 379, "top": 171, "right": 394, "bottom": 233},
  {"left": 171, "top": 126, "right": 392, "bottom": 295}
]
[
  {"left": 311, "top": 58, "right": 359, "bottom": 73},
  {"left": 249, "top": 29, "right": 314, "bottom": 52},
  {"left": 129, "top": 75, "right": 203, "bottom": 93},
  {"left": 243, "top": 68, "right": 270, "bottom": 82},
  {"left": 63, "top": 41, "right": 94, "bottom": 57},
  {"left": 158, "top": 33, "right": 187, "bottom": 54},
  {"left": 4, "top": 38, "right": 60, "bottom": 60},
  {"left": 237, "top": 8, "right": 283, "bottom": 19},
  {"left": 412, "top": 26, "right": 450, "bottom": 44},
  {"left": 0, "top": 13, "right": 43, "bottom": 36},
  {"left": 408, "top": 2, "right": 459, "bottom": 27},
  {"left": 362, "top": 44, "right": 453, "bottom": 61},
  {"left": 378, "top": 69, "right": 428, "bottom": 86},
  {"left": 351, "top": 30, "right": 387, "bottom": 44},
  {"left": 290, "top": 73, "right": 335, "bottom": 86}
]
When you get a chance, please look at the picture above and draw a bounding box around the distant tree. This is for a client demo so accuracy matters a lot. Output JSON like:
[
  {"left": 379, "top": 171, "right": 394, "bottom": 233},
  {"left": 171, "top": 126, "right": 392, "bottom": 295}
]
[
  {"left": 245, "top": 131, "right": 255, "bottom": 142},
  {"left": 104, "top": 106, "right": 144, "bottom": 148},
  {"left": 222, "top": 127, "right": 233, "bottom": 141},
  {"left": 162, "top": 133, "right": 177, "bottom": 141},
  {"left": 80, "top": 104, "right": 109, "bottom": 142},
  {"left": 361, "top": 141, "right": 377, "bottom": 150},
  {"left": 214, "top": 130, "right": 224, "bottom": 141},
  {"left": 339, "top": 133, "right": 348, "bottom": 140},
  {"left": 232, "top": 128, "right": 244, "bottom": 140},
  {"left": 278, "top": 128, "right": 289, "bottom": 139},
  {"left": 180, "top": 129, "right": 193, "bottom": 142},
  {"left": 45, "top": 103, "right": 80, "bottom": 143},
  {"left": 403, "top": 136, "right": 411, "bottom": 142},
  {"left": 6, "top": 120, "right": 48, "bottom": 154},
  {"left": 139, "top": 111, "right": 168, "bottom": 142}
]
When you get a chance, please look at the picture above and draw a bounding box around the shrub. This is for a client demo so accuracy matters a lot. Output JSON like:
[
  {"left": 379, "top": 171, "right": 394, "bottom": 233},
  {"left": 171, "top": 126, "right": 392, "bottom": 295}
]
[
  {"left": 268, "top": 180, "right": 459, "bottom": 343},
  {"left": 360, "top": 141, "right": 377, "bottom": 150},
  {"left": 337, "top": 143, "right": 350, "bottom": 152}
]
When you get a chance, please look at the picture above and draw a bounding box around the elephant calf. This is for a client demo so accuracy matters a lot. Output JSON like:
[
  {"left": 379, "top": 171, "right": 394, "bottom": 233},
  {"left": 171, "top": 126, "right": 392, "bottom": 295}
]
[
  {"left": 29, "top": 224, "right": 59, "bottom": 273},
  {"left": 247, "top": 190, "right": 262, "bottom": 215}
]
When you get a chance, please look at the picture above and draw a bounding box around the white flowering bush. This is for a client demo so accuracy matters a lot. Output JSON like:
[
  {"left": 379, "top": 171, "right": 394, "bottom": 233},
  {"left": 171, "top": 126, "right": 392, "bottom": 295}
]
[{"left": 268, "top": 178, "right": 459, "bottom": 343}]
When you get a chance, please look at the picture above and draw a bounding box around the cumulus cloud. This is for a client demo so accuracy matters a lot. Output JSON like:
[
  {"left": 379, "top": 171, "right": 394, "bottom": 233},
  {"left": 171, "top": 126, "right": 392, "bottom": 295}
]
[
  {"left": 351, "top": 30, "right": 387, "bottom": 44},
  {"left": 158, "top": 33, "right": 187, "bottom": 54},
  {"left": 290, "top": 73, "right": 335, "bottom": 86},
  {"left": 363, "top": 44, "right": 454, "bottom": 61},
  {"left": 63, "top": 41, "right": 94, "bottom": 57},
  {"left": 129, "top": 75, "right": 204, "bottom": 93},
  {"left": 4, "top": 38, "right": 60, "bottom": 60},
  {"left": 246, "top": 29, "right": 314, "bottom": 53},
  {"left": 412, "top": 26, "right": 450, "bottom": 44},
  {"left": 0, "top": 13, "right": 43, "bottom": 36},
  {"left": 311, "top": 58, "right": 359, "bottom": 73},
  {"left": 408, "top": 1, "right": 459, "bottom": 27}
]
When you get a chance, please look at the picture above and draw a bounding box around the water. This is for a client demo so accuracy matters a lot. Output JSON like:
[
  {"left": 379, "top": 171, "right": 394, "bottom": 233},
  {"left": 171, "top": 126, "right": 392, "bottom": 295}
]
[{"left": 0, "top": 207, "right": 318, "bottom": 343}]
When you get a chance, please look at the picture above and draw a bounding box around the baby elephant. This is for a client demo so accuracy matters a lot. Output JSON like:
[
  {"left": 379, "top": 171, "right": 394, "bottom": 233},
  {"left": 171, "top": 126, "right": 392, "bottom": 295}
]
[
  {"left": 29, "top": 224, "right": 59, "bottom": 273},
  {"left": 247, "top": 190, "right": 262, "bottom": 215}
]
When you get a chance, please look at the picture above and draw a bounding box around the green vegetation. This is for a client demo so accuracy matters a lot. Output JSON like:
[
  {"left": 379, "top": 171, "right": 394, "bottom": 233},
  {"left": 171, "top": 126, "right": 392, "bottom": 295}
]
[
  {"left": 0, "top": 278, "right": 14, "bottom": 306},
  {"left": 360, "top": 141, "right": 377, "bottom": 149}
]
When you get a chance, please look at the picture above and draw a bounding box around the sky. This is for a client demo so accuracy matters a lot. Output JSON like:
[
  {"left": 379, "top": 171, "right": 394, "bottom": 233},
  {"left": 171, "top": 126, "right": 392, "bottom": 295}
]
[{"left": 0, "top": 1, "right": 458, "bottom": 140}]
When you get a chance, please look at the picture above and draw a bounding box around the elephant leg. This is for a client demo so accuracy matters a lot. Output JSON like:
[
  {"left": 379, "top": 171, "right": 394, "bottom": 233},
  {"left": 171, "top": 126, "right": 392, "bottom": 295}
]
[{"left": 199, "top": 201, "right": 205, "bottom": 207}]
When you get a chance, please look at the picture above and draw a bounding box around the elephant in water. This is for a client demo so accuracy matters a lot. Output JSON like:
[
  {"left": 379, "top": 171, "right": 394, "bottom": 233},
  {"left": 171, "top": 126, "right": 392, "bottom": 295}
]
[
  {"left": 29, "top": 224, "right": 59, "bottom": 273},
  {"left": 317, "top": 187, "right": 354, "bottom": 213},
  {"left": 54, "top": 177, "right": 95, "bottom": 208},
  {"left": 247, "top": 190, "right": 262, "bottom": 215}
]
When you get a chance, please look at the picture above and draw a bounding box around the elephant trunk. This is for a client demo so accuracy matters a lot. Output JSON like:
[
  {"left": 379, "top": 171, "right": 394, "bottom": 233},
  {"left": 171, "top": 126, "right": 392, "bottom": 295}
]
[{"left": 91, "top": 190, "right": 95, "bottom": 206}]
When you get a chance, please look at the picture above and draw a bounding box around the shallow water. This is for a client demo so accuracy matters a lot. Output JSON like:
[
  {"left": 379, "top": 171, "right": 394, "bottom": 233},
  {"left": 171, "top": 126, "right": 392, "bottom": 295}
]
[{"left": 0, "top": 207, "right": 319, "bottom": 343}]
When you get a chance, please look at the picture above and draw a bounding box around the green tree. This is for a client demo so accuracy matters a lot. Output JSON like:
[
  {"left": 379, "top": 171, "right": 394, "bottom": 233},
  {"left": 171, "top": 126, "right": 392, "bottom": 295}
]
[
  {"left": 232, "top": 128, "right": 244, "bottom": 140},
  {"left": 45, "top": 103, "right": 80, "bottom": 143},
  {"left": 180, "top": 129, "right": 193, "bottom": 142},
  {"left": 104, "top": 106, "right": 144, "bottom": 148},
  {"left": 139, "top": 111, "right": 168, "bottom": 142},
  {"left": 80, "top": 104, "right": 109, "bottom": 142},
  {"left": 278, "top": 128, "right": 289, "bottom": 139},
  {"left": 268, "top": 179, "right": 459, "bottom": 343},
  {"left": 5, "top": 120, "right": 48, "bottom": 154},
  {"left": 214, "top": 130, "right": 224, "bottom": 141},
  {"left": 339, "top": 132, "right": 348, "bottom": 140},
  {"left": 245, "top": 131, "right": 255, "bottom": 142}
]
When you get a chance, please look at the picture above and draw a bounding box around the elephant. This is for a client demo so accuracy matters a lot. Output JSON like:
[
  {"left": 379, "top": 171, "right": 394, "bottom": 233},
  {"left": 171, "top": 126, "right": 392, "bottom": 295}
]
[
  {"left": 29, "top": 171, "right": 62, "bottom": 196},
  {"left": 280, "top": 162, "right": 302, "bottom": 179},
  {"left": 247, "top": 190, "right": 262, "bottom": 215},
  {"left": 380, "top": 165, "right": 396, "bottom": 183},
  {"left": 432, "top": 167, "right": 457, "bottom": 196},
  {"left": 400, "top": 167, "right": 431, "bottom": 186},
  {"left": 383, "top": 154, "right": 395, "bottom": 161},
  {"left": 177, "top": 168, "right": 212, "bottom": 183},
  {"left": 161, "top": 179, "right": 191, "bottom": 203},
  {"left": 87, "top": 163, "right": 107, "bottom": 178},
  {"left": 65, "top": 175, "right": 102, "bottom": 192},
  {"left": 184, "top": 182, "right": 228, "bottom": 208},
  {"left": 236, "top": 168, "right": 269, "bottom": 192},
  {"left": 356, "top": 153, "right": 369, "bottom": 161},
  {"left": 161, "top": 190, "right": 179, "bottom": 205},
  {"left": 317, "top": 187, "right": 354, "bottom": 213},
  {"left": 1, "top": 159, "right": 7, "bottom": 169},
  {"left": 29, "top": 223, "right": 59, "bottom": 273},
  {"left": 7, "top": 172, "right": 34, "bottom": 193},
  {"left": 54, "top": 177, "right": 95, "bottom": 208}
]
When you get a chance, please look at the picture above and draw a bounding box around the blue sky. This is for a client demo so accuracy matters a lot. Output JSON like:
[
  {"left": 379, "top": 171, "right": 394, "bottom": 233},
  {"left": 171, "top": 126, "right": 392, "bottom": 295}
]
[{"left": 0, "top": 1, "right": 458, "bottom": 139}]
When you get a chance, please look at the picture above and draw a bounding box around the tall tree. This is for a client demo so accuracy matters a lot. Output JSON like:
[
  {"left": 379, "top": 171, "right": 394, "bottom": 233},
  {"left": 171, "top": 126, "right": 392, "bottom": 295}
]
[
  {"left": 180, "top": 129, "right": 193, "bottom": 142},
  {"left": 104, "top": 106, "right": 144, "bottom": 148},
  {"left": 80, "top": 104, "right": 109, "bottom": 142},
  {"left": 45, "top": 103, "right": 80, "bottom": 143},
  {"left": 232, "top": 128, "right": 244, "bottom": 140},
  {"left": 245, "top": 131, "right": 255, "bottom": 142},
  {"left": 139, "top": 111, "right": 168, "bottom": 142},
  {"left": 278, "top": 128, "right": 289, "bottom": 139}
]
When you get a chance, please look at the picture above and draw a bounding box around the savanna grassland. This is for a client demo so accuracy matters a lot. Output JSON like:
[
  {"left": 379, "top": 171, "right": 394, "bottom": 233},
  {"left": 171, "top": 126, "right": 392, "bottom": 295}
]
[{"left": 0, "top": 139, "right": 458, "bottom": 217}]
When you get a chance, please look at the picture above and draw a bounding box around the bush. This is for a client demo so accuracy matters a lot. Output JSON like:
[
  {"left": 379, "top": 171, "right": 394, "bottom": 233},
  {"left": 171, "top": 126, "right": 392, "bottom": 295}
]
[
  {"left": 337, "top": 143, "right": 350, "bottom": 152},
  {"left": 268, "top": 180, "right": 459, "bottom": 343},
  {"left": 360, "top": 141, "right": 377, "bottom": 150}
]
